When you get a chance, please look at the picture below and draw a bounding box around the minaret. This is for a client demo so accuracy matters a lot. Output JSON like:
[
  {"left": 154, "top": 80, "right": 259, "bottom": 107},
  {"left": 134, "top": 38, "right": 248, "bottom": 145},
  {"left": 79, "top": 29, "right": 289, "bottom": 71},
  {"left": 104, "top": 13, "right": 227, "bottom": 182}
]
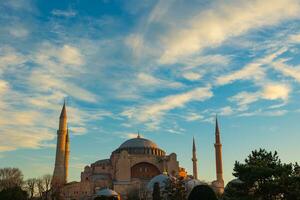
[
  {"left": 52, "top": 102, "right": 68, "bottom": 187},
  {"left": 192, "top": 137, "right": 198, "bottom": 179},
  {"left": 214, "top": 115, "right": 224, "bottom": 193},
  {"left": 64, "top": 128, "right": 70, "bottom": 183}
]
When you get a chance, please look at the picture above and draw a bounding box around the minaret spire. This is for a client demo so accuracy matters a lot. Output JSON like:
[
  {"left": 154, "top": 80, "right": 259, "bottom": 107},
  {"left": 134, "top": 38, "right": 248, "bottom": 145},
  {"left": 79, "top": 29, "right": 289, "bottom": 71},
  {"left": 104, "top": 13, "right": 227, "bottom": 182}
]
[
  {"left": 52, "top": 101, "right": 68, "bottom": 188},
  {"left": 214, "top": 115, "right": 224, "bottom": 194},
  {"left": 192, "top": 136, "right": 198, "bottom": 179}
]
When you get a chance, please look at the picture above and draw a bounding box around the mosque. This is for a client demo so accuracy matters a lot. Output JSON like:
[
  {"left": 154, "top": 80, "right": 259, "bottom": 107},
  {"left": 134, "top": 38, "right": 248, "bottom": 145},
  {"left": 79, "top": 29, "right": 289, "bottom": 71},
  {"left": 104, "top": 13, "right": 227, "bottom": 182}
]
[{"left": 51, "top": 103, "right": 224, "bottom": 200}]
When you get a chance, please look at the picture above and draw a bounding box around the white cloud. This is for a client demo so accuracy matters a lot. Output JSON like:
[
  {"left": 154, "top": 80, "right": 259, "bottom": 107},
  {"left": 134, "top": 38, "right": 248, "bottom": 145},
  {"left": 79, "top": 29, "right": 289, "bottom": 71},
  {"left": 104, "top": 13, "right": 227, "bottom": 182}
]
[
  {"left": 0, "top": 44, "right": 105, "bottom": 152},
  {"left": 216, "top": 48, "right": 287, "bottom": 85},
  {"left": 289, "top": 33, "right": 300, "bottom": 43},
  {"left": 51, "top": 9, "right": 77, "bottom": 17},
  {"left": 182, "top": 72, "right": 202, "bottom": 81},
  {"left": 125, "top": 34, "right": 145, "bottom": 58},
  {"left": 272, "top": 59, "right": 300, "bottom": 82},
  {"left": 262, "top": 84, "right": 290, "bottom": 100},
  {"left": 159, "top": 0, "right": 300, "bottom": 63},
  {"left": 219, "top": 106, "right": 234, "bottom": 116},
  {"left": 229, "top": 83, "right": 290, "bottom": 109},
  {"left": 0, "top": 80, "right": 8, "bottom": 94},
  {"left": 70, "top": 127, "right": 87, "bottom": 135},
  {"left": 125, "top": 133, "right": 139, "bottom": 139},
  {"left": 239, "top": 109, "right": 288, "bottom": 117},
  {"left": 216, "top": 62, "right": 265, "bottom": 85},
  {"left": 122, "top": 86, "right": 213, "bottom": 124},
  {"left": 0, "top": 46, "right": 27, "bottom": 74},
  {"left": 59, "top": 45, "right": 84, "bottom": 66},
  {"left": 185, "top": 112, "right": 204, "bottom": 121},
  {"left": 137, "top": 73, "right": 183, "bottom": 88}
]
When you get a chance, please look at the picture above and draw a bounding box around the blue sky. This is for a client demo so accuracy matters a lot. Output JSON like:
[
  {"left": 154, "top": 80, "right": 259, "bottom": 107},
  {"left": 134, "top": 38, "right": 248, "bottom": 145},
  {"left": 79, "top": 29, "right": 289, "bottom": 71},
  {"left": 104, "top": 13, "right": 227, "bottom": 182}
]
[{"left": 1, "top": 0, "right": 300, "bottom": 184}]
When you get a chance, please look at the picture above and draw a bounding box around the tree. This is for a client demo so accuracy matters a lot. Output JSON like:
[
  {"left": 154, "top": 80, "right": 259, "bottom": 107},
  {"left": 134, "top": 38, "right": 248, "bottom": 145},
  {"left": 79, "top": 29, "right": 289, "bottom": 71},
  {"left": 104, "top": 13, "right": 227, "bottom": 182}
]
[
  {"left": 0, "top": 167, "right": 24, "bottom": 191},
  {"left": 25, "top": 178, "right": 38, "bottom": 199},
  {"left": 163, "top": 177, "right": 187, "bottom": 200},
  {"left": 152, "top": 182, "right": 161, "bottom": 200},
  {"left": 188, "top": 185, "right": 218, "bottom": 200},
  {"left": 37, "top": 174, "right": 52, "bottom": 200},
  {"left": 0, "top": 186, "right": 28, "bottom": 200},
  {"left": 224, "top": 149, "right": 300, "bottom": 200}
]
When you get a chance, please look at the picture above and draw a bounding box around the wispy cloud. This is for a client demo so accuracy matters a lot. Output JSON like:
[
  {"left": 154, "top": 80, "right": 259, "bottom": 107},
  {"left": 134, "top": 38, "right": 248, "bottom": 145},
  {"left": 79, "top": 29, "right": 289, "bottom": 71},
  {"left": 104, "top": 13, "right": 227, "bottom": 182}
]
[
  {"left": 185, "top": 112, "right": 204, "bottom": 121},
  {"left": 122, "top": 86, "right": 213, "bottom": 128},
  {"left": 51, "top": 9, "right": 77, "bottom": 17},
  {"left": 229, "top": 83, "right": 290, "bottom": 110},
  {"left": 159, "top": 0, "right": 300, "bottom": 63},
  {"left": 216, "top": 48, "right": 287, "bottom": 85}
]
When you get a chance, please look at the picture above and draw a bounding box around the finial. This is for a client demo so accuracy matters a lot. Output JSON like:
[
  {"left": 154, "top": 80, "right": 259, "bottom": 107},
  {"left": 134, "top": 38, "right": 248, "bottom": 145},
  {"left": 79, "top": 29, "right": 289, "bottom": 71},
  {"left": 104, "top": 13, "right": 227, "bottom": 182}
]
[
  {"left": 137, "top": 130, "right": 141, "bottom": 138},
  {"left": 215, "top": 114, "right": 219, "bottom": 134},
  {"left": 193, "top": 136, "right": 196, "bottom": 151},
  {"left": 60, "top": 99, "right": 67, "bottom": 118}
]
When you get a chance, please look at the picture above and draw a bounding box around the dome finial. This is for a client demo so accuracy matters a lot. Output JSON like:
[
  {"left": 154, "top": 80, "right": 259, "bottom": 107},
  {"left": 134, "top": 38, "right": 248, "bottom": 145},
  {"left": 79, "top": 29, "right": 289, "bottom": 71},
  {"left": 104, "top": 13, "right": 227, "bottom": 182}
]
[{"left": 137, "top": 130, "right": 141, "bottom": 138}]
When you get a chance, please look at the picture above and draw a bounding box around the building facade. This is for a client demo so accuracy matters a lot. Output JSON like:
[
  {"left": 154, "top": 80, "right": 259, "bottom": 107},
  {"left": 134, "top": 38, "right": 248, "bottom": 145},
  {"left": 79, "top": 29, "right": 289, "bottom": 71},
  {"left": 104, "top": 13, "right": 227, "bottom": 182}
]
[{"left": 51, "top": 103, "right": 224, "bottom": 200}]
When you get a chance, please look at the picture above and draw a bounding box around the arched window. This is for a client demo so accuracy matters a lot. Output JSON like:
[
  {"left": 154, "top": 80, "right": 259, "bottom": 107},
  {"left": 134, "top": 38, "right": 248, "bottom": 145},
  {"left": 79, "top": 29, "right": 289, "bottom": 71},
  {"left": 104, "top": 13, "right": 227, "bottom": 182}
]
[{"left": 131, "top": 162, "right": 160, "bottom": 179}]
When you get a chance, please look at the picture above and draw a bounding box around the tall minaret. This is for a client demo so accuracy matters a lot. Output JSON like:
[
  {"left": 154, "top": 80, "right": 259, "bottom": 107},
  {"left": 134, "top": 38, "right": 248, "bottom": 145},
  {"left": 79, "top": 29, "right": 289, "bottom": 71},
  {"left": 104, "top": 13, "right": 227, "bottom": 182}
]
[
  {"left": 52, "top": 102, "right": 68, "bottom": 187},
  {"left": 214, "top": 115, "right": 224, "bottom": 192},
  {"left": 64, "top": 128, "right": 70, "bottom": 183},
  {"left": 192, "top": 137, "right": 198, "bottom": 179}
]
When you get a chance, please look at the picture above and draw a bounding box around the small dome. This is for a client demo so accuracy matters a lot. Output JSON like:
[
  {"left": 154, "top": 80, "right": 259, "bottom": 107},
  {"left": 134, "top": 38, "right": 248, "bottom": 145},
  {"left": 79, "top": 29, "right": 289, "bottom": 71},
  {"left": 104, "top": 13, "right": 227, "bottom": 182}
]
[
  {"left": 119, "top": 137, "right": 158, "bottom": 149},
  {"left": 147, "top": 174, "right": 170, "bottom": 191},
  {"left": 95, "top": 188, "right": 119, "bottom": 197},
  {"left": 224, "top": 178, "right": 244, "bottom": 190},
  {"left": 185, "top": 179, "right": 206, "bottom": 192},
  {"left": 228, "top": 178, "right": 243, "bottom": 184}
]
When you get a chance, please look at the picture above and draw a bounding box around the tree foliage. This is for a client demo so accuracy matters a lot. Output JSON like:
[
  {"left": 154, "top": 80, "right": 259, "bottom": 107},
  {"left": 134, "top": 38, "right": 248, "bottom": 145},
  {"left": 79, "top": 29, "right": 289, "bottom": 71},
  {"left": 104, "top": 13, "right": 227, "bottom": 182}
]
[
  {"left": 223, "top": 149, "right": 300, "bottom": 200},
  {"left": 0, "top": 186, "right": 28, "bottom": 200},
  {"left": 188, "top": 185, "right": 218, "bottom": 200},
  {"left": 163, "top": 177, "right": 187, "bottom": 200}
]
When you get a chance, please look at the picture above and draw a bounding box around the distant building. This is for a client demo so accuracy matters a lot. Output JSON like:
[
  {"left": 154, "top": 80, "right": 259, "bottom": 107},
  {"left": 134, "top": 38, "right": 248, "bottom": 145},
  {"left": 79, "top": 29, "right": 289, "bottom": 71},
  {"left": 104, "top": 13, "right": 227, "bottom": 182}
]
[{"left": 51, "top": 103, "right": 224, "bottom": 200}]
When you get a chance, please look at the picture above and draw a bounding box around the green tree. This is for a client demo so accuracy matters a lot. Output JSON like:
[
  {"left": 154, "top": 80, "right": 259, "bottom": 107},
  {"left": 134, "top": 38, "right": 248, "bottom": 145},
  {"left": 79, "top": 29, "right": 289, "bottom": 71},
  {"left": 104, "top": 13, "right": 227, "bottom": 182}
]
[{"left": 224, "top": 149, "right": 300, "bottom": 200}]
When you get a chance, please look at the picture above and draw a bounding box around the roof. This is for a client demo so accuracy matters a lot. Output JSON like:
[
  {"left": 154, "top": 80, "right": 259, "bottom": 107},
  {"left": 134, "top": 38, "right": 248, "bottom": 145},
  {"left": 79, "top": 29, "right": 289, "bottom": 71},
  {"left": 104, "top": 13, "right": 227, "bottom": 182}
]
[
  {"left": 147, "top": 174, "right": 170, "bottom": 191},
  {"left": 94, "top": 159, "right": 110, "bottom": 165},
  {"left": 95, "top": 188, "right": 119, "bottom": 197},
  {"left": 119, "top": 137, "right": 158, "bottom": 149}
]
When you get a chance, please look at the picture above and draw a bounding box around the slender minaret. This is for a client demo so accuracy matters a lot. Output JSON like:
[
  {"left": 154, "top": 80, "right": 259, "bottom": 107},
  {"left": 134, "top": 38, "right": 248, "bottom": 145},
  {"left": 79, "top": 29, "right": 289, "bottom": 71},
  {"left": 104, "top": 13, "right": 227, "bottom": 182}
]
[
  {"left": 64, "top": 128, "right": 70, "bottom": 183},
  {"left": 52, "top": 102, "right": 68, "bottom": 187},
  {"left": 214, "top": 116, "right": 224, "bottom": 188},
  {"left": 192, "top": 137, "right": 198, "bottom": 179}
]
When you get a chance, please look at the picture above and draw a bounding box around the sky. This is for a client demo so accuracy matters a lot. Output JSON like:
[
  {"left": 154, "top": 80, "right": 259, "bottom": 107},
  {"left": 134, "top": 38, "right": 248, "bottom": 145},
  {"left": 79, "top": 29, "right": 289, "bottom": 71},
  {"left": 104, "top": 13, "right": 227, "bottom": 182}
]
[{"left": 0, "top": 0, "right": 300, "bottom": 184}]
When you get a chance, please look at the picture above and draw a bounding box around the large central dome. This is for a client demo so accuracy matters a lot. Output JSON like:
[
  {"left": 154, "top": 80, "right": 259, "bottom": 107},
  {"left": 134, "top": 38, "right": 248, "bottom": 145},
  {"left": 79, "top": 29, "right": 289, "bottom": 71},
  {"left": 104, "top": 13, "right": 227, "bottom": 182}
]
[
  {"left": 114, "top": 135, "right": 165, "bottom": 156},
  {"left": 119, "top": 137, "right": 158, "bottom": 149}
]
